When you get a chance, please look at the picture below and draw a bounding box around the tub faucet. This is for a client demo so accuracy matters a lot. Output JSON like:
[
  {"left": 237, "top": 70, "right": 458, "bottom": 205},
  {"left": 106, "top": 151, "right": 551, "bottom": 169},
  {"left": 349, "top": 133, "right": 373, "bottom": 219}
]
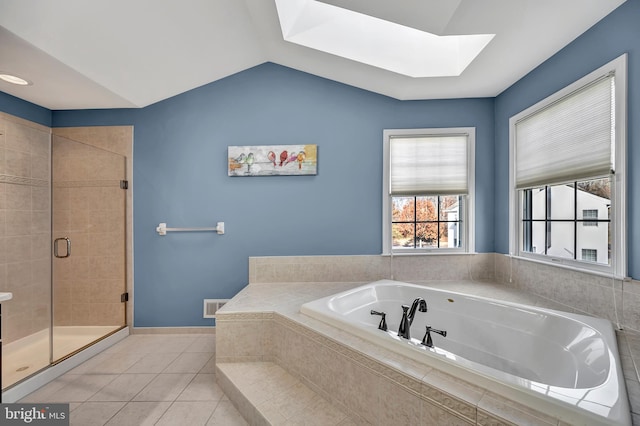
[
  {"left": 398, "top": 298, "right": 427, "bottom": 339},
  {"left": 408, "top": 298, "right": 427, "bottom": 325}
]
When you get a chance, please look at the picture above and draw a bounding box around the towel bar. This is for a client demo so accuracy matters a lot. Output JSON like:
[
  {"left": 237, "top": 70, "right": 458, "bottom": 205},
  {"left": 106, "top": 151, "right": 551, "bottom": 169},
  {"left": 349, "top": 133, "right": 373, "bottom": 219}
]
[{"left": 156, "top": 222, "right": 224, "bottom": 235}]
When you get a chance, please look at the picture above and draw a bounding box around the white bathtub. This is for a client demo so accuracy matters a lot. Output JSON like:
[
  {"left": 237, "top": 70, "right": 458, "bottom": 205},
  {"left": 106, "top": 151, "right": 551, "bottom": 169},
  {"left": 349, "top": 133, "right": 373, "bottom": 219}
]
[{"left": 300, "top": 279, "right": 631, "bottom": 426}]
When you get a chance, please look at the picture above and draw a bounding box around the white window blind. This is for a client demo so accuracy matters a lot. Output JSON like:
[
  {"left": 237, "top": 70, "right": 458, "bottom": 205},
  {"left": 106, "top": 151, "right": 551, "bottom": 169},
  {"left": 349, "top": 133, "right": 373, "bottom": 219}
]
[
  {"left": 514, "top": 74, "right": 614, "bottom": 189},
  {"left": 389, "top": 134, "right": 468, "bottom": 195}
]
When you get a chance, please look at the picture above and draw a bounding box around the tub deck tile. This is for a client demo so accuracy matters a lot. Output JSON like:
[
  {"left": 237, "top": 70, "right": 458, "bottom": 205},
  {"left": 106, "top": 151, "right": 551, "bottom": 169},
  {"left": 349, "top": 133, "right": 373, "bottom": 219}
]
[
  {"left": 477, "top": 392, "right": 557, "bottom": 426},
  {"left": 217, "top": 361, "right": 351, "bottom": 426},
  {"left": 420, "top": 369, "right": 484, "bottom": 423}
]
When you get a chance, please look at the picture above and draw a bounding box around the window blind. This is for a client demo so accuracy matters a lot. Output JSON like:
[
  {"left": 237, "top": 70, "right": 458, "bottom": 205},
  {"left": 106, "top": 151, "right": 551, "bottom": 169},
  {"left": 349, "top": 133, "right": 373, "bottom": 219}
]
[
  {"left": 389, "top": 134, "right": 468, "bottom": 195},
  {"left": 515, "top": 74, "right": 614, "bottom": 189}
]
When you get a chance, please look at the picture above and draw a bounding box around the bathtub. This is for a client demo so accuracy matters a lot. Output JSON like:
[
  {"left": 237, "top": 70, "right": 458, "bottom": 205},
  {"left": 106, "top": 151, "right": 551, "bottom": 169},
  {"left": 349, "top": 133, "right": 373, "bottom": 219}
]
[{"left": 300, "top": 279, "right": 631, "bottom": 426}]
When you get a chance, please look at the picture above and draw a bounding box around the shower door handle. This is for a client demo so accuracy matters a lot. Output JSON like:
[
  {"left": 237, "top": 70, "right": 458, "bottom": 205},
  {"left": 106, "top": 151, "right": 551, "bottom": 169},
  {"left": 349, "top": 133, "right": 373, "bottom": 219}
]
[{"left": 54, "top": 237, "right": 71, "bottom": 258}]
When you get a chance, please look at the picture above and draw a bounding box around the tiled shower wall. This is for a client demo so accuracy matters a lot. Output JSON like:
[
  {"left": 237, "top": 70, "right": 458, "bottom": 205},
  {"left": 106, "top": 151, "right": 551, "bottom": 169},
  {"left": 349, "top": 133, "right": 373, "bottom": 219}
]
[
  {"left": 0, "top": 113, "right": 52, "bottom": 344},
  {"left": 249, "top": 253, "right": 640, "bottom": 331}
]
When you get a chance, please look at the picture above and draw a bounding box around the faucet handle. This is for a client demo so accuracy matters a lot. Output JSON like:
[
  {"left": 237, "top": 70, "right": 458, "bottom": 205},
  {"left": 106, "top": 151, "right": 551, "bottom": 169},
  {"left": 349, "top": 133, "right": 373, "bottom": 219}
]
[
  {"left": 422, "top": 326, "right": 447, "bottom": 348},
  {"left": 370, "top": 310, "right": 387, "bottom": 331}
]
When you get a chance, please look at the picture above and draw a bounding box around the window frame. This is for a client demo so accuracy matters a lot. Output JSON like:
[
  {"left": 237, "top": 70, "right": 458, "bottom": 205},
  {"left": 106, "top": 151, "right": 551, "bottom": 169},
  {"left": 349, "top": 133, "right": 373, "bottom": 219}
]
[
  {"left": 383, "top": 128, "right": 475, "bottom": 254},
  {"left": 509, "top": 54, "right": 627, "bottom": 277}
]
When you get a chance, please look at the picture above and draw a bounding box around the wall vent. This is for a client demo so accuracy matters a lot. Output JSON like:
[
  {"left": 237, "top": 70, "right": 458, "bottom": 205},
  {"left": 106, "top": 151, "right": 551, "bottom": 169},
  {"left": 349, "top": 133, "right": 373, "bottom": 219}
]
[{"left": 203, "top": 299, "right": 228, "bottom": 318}]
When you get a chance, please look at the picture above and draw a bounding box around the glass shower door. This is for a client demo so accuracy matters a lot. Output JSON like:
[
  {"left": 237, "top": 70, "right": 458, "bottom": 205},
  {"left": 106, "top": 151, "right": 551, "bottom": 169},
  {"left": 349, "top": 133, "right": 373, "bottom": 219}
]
[{"left": 51, "top": 135, "right": 126, "bottom": 362}]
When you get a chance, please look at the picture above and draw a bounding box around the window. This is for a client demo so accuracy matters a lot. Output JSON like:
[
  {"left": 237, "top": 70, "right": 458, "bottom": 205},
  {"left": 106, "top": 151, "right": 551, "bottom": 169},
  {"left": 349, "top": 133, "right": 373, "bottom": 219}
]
[
  {"left": 582, "top": 249, "right": 598, "bottom": 263},
  {"left": 383, "top": 128, "right": 475, "bottom": 253},
  {"left": 510, "top": 54, "right": 626, "bottom": 276},
  {"left": 392, "top": 196, "right": 463, "bottom": 249},
  {"left": 582, "top": 209, "right": 598, "bottom": 227},
  {"left": 521, "top": 180, "right": 611, "bottom": 262}
]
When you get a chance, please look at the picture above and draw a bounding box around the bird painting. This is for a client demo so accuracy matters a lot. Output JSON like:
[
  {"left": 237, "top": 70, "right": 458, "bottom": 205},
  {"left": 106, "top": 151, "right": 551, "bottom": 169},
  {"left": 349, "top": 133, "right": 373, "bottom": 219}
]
[
  {"left": 245, "top": 152, "right": 255, "bottom": 173},
  {"left": 285, "top": 151, "right": 298, "bottom": 166},
  {"left": 279, "top": 150, "right": 288, "bottom": 166},
  {"left": 297, "top": 151, "right": 306, "bottom": 169},
  {"left": 267, "top": 151, "right": 276, "bottom": 166},
  {"left": 229, "top": 144, "right": 316, "bottom": 176},
  {"left": 234, "top": 153, "right": 246, "bottom": 163},
  {"left": 228, "top": 152, "right": 245, "bottom": 172}
]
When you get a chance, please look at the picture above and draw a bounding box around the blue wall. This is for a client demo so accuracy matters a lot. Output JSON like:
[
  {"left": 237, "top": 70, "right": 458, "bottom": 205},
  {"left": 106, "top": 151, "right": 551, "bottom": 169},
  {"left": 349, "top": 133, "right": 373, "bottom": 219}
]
[
  {"left": 58, "top": 65, "right": 495, "bottom": 327},
  {"left": 50, "top": 64, "right": 495, "bottom": 326},
  {"left": 146, "top": 64, "right": 494, "bottom": 326},
  {"left": 0, "top": 90, "right": 51, "bottom": 126},
  {"left": 493, "top": 0, "right": 640, "bottom": 277},
  {"left": 2, "top": 0, "right": 637, "bottom": 326}
]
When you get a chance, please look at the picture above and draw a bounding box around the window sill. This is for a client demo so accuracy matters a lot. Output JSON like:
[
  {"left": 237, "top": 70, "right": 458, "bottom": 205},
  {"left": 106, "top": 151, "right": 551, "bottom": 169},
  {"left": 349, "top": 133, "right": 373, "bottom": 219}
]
[
  {"left": 382, "top": 251, "right": 479, "bottom": 257},
  {"left": 505, "top": 253, "right": 627, "bottom": 281}
]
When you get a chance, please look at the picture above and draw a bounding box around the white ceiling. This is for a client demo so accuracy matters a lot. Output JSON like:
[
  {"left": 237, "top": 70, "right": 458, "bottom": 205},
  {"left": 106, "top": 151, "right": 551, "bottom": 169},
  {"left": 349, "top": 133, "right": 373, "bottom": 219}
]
[{"left": 0, "top": 0, "right": 627, "bottom": 110}]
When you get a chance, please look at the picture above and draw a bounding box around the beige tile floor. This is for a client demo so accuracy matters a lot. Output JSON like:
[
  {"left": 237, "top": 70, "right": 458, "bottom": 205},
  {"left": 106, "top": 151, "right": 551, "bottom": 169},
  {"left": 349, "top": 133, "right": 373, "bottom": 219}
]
[{"left": 18, "top": 333, "right": 248, "bottom": 426}]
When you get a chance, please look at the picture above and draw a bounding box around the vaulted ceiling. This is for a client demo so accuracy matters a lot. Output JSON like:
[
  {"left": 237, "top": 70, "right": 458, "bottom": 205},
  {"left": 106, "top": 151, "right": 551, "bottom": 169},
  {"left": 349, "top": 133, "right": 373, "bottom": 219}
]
[{"left": 0, "top": 0, "right": 627, "bottom": 110}]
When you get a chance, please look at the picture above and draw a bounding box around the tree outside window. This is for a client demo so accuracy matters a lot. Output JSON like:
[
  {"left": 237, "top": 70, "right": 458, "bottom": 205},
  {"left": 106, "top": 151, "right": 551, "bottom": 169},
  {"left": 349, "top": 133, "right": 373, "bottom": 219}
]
[{"left": 392, "top": 196, "right": 462, "bottom": 249}]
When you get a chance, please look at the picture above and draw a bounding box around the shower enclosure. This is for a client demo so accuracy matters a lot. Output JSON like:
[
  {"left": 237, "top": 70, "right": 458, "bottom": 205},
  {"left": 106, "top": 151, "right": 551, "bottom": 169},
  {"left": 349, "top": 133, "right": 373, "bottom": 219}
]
[{"left": 1, "top": 116, "right": 127, "bottom": 390}]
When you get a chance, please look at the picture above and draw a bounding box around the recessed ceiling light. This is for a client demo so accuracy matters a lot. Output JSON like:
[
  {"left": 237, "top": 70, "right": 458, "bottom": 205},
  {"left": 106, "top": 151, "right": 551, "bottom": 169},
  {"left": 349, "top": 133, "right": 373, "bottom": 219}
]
[
  {"left": 0, "top": 73, "right": 32, "bottom": 86},
  {"left": 275, "top": 0, "right": 495, "bottom": 78}
]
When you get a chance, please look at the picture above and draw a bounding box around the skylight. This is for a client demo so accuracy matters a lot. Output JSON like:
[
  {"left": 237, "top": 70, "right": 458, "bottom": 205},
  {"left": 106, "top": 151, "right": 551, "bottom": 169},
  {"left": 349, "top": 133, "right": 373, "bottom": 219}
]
[{"left": 275, "top": 0, "right": 495, "bottom": 78}]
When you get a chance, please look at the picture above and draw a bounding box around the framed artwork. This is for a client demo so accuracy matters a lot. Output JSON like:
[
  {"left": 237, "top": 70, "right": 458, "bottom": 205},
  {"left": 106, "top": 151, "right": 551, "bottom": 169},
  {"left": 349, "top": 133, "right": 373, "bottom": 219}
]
[{"left": 228, "top": 144, "right": 317, "bottom": 176}]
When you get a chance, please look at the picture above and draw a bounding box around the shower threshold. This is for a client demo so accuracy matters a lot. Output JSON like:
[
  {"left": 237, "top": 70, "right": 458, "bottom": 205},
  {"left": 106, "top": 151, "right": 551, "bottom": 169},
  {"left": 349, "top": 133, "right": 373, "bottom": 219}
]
[{"left": 2, "top": 325, "right": 122, "bottom": 388}]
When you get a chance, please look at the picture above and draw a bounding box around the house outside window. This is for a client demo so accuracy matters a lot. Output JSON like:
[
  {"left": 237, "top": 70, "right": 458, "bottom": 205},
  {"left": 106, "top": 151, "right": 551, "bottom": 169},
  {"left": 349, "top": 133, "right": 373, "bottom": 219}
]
[
  {"left": 522, "top": 181, "right": 610, "bottom": 264},
  {"left": 509, "top": 54, "right": 626, "bottom": 276},
  {"left": 383, "top": 128, "right": 475, "bottom": 254}
]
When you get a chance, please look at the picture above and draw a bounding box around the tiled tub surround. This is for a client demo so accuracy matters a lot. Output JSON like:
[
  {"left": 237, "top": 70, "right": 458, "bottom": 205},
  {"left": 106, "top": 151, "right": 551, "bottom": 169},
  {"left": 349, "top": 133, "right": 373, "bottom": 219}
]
[
  {"left": 217, "top": 254, "right": 640, "bottom": 425},
  {"left": 250, "top": 254, "right": 640, "bottom": 333},
  {"left": 216, "top": 283, "right": 592, "bottom": 425},
  {"left": 216, "top": 281, "right": 637, "bottom": 425},
  {"left": 248, "top": 254, "right": 496, "bottom": 285},
  {"left": 495, "top": 254, "right": 640, "bottom": 332}
]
